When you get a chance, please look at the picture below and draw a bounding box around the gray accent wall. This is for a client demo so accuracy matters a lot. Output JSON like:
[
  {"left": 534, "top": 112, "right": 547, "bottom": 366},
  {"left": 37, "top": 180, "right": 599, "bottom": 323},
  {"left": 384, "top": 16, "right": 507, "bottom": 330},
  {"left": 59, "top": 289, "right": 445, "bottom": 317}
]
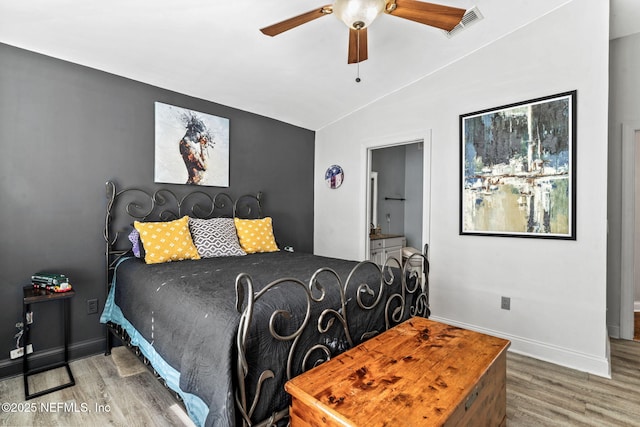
[
  {"left": 372, "top": 145, "right": 406, "bottom": 236},
  {"left": 404, "top": 143, "right": 423, "bottom": 251},
  {"left": 0, "top": 43, "right": 315, "bottom": 378}
]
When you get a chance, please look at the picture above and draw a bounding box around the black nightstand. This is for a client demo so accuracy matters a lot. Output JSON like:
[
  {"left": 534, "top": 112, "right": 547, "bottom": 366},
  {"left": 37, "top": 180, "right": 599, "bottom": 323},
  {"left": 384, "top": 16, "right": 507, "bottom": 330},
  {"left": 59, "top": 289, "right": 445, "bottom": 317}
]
[{"left": 22, "top": 286, "right": 76, "bottom": 399}]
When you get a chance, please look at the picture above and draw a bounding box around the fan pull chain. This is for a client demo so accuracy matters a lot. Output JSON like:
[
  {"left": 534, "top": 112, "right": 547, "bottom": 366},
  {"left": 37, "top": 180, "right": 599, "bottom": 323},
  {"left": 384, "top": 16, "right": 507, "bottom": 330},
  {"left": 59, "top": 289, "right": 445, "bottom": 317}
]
[{"left": 356, "top": 29, "right": 361, "bottom": 83}]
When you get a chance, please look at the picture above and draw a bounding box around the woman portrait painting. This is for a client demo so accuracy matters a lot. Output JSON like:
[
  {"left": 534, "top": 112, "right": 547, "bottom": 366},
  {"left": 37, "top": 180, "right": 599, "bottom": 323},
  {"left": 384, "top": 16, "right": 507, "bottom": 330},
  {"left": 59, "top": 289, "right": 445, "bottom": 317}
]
[{"left": 154, "top": 102, "right": 229, "bottom": 187}]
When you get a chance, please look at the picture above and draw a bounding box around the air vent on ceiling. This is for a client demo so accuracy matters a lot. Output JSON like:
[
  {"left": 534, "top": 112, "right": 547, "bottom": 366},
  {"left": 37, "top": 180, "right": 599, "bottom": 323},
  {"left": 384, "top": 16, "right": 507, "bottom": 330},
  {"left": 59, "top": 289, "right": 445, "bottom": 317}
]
[{"left": 442, "top": 6, "right": 483, "bottom": 38}]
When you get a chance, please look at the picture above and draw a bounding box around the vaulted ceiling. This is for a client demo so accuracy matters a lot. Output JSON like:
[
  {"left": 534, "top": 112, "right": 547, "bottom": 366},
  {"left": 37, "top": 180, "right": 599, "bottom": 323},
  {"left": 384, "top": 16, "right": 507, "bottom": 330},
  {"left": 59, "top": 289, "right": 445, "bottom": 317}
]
[{"left": 0, "top": 1, "right": 636, "bottom": 130}]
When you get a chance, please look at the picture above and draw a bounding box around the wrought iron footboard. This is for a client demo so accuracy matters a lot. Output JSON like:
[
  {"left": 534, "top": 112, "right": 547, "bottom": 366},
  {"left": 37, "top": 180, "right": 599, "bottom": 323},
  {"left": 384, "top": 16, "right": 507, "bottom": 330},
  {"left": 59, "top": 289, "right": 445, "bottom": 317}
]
[{"left": 234, "top": 253, "right": 429, "bottom": 427}]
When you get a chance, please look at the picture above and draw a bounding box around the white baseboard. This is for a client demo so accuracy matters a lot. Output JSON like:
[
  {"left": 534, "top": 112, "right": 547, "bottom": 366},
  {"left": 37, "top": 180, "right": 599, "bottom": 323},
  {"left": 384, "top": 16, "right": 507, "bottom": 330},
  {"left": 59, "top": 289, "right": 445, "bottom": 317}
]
[
  {"left": 430, "top": 315, "right": 611, "bottom": 379},
  {"left": 635, "top": 301, "right": 640, "bottom": 312}
]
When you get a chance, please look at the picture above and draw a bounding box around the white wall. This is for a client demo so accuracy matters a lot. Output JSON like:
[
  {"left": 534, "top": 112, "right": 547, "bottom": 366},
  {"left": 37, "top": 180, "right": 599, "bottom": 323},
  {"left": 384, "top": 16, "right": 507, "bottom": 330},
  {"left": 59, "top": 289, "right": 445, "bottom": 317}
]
[{"left": 314, "top": 0, "right": 610, "bottom": 376}]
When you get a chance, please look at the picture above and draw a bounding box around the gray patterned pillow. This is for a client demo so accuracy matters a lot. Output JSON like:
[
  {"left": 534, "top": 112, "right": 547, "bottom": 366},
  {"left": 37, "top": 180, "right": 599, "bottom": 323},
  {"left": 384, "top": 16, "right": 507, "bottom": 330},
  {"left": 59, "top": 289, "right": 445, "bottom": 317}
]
[{"left": 188, "top": 217, "right": 246, "bottom": 258}]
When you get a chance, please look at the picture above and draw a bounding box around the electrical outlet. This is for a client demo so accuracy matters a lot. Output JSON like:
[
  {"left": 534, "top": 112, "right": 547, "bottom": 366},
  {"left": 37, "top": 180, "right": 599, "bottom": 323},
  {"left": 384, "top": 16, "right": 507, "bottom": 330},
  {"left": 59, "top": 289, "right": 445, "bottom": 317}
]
[
  {"left": 501, "top": 296, "right": 511, "bottom": 310},
  {"left": 10, "top": 344, "right": 33, "bottom": 359},
  {"left": 87, "top": 298, "right": 98, "bottom": 314}
]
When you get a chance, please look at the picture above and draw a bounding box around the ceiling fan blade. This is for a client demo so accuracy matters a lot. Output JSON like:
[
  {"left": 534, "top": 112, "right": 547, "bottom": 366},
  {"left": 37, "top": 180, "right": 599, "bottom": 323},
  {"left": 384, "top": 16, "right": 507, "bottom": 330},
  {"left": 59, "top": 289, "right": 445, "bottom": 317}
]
[
  {"left": 348, "top": 28, "right": 368, "bottom": 64},
  {"left": 387, "top": 0, "right": 466, "bottom": 31},
  {"left": 260, "top": 5, "right": 333, "bottom": 36}
]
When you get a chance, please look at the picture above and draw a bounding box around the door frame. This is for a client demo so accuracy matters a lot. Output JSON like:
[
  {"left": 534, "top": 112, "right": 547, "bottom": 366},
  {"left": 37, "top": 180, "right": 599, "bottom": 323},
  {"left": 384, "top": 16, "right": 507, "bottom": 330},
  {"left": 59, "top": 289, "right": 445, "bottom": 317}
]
[
  {"left": 621, "top": 121, "right": 640, "bottom": 340},
  {"left": 363, "top": 130, "right": 432, "bottom": 260}
]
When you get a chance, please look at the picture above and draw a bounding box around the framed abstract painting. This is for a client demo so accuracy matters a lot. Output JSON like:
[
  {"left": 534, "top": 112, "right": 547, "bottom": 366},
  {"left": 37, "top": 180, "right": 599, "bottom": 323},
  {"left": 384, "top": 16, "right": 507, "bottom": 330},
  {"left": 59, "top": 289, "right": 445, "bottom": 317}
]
[
  {"left": 460, "top": 91, "right": 577, "bottom": 239},
  {"left": 154, "top": 102, "right": 229, "bottom": 187}
]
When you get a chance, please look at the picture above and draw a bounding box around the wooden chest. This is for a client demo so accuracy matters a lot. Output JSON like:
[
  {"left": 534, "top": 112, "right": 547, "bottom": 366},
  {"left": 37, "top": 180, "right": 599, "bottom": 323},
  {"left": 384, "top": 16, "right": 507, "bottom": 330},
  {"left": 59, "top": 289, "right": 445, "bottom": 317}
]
[{"left": 285, "top": 317, "right": 510, "bottom": 427}]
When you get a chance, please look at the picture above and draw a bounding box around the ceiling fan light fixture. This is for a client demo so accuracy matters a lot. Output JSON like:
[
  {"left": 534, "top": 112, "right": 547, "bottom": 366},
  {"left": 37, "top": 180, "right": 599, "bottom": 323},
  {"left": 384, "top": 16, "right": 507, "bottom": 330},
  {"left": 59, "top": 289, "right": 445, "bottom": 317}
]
[{"left": 333, "top": 0, "right": 386, "bottom": 30}]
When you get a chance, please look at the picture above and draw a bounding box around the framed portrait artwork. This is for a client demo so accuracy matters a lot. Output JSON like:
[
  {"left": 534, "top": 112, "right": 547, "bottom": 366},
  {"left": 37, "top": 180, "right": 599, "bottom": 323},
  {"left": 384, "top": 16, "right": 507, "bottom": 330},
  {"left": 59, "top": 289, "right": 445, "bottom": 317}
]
[
  {"left": 154, "top": 102, "right": 229, "bottom": 187},
  {"left": 460, "top": 91, "right": 576, "bottom": 239}
]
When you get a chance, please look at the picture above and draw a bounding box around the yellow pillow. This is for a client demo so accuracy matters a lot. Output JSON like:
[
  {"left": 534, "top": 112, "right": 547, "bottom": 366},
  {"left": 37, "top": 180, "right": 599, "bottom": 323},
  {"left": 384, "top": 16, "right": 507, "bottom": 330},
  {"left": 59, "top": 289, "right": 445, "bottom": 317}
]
[
  {"left": 134, "top": 216, "right": 201, "bottom": 264},
  {"left": 234, "top": 217, "right": 279, "bottom": 254}
]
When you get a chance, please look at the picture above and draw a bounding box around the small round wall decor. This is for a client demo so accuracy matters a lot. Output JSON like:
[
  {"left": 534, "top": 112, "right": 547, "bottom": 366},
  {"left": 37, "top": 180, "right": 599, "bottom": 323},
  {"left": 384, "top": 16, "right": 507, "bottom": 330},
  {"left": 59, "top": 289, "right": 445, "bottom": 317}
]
[{"left": 325, "top": 165, "right": 344, "bottom": 189}]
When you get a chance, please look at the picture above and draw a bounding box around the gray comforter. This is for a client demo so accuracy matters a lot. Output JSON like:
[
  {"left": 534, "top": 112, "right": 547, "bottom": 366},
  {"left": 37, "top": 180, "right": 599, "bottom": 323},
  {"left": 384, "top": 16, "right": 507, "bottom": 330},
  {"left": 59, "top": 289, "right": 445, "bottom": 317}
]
[{"left": 110, "top": 251, "right": 409, "bottom": 426}]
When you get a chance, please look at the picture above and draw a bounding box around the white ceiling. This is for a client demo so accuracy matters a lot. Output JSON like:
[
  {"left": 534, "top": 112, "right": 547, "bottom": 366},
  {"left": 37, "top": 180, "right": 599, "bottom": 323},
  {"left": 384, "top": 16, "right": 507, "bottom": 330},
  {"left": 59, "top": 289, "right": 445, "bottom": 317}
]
[{"left": 0, "top": 1, "right": 637, "bottom": 130}]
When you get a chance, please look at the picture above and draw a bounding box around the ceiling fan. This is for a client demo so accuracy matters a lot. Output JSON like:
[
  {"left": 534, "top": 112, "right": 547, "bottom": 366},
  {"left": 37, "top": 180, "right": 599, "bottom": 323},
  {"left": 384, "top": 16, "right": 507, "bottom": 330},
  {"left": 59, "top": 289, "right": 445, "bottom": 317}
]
[{"left": 260, "top": 0, "right": 466, "bottom": 64}]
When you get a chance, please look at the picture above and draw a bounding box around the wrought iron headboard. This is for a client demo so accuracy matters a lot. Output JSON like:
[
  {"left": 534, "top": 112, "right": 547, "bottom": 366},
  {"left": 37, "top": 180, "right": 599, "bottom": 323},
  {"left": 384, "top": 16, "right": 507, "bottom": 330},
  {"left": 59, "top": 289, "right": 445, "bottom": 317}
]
[{"left": 104, "top": 180, "right": 263, "bottom": 289}]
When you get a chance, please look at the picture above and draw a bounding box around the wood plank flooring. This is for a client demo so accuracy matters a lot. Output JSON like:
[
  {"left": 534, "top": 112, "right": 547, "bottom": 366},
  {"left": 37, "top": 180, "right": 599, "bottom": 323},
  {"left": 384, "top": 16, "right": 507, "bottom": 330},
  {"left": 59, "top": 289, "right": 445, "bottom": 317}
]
[
  {"left": 1, "top": 339, "right": 639, "bottom": 426},
  {"left": 0, "top": 353, "right": 194, "bottom": 426},
  {"left": 507, "top": 339, "right": 640, "bottom": 426}
]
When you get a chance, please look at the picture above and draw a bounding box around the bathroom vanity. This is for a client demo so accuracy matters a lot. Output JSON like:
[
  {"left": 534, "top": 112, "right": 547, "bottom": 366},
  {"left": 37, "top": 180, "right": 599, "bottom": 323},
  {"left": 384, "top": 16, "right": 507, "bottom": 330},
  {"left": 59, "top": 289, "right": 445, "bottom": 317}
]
[{"left": 369, "top": 234, "right": 406, "bottom": 265}]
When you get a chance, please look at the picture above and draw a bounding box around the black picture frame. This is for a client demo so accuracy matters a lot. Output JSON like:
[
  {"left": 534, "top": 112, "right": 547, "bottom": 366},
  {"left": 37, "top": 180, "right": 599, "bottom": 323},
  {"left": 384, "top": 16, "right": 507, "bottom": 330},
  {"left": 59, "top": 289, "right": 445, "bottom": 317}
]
[{"left": 460, "top": 91, "right": 577, "bottom": 239}]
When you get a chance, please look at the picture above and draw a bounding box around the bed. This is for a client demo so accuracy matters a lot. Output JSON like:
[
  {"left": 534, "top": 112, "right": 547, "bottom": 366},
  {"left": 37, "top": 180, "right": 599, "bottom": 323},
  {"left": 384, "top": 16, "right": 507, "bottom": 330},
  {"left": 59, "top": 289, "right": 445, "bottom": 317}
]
[{"left": 100, "top": 180, "right": 429, "bottom": 427}]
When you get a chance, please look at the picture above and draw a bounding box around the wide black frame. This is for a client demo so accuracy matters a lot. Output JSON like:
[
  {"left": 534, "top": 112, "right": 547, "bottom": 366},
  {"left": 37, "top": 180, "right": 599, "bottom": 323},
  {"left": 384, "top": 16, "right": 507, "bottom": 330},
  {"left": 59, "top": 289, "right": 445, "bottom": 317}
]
[{"left": 460, "top": 90, "right": 577, "bottom": 239}]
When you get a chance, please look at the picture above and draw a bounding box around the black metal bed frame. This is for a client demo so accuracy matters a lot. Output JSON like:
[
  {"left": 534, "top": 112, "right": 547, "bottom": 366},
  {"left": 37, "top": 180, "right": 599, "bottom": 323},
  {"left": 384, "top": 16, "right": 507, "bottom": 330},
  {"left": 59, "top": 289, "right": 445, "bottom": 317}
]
[{"left": 103, "top": 180, "right": 430, "bottom": 427}]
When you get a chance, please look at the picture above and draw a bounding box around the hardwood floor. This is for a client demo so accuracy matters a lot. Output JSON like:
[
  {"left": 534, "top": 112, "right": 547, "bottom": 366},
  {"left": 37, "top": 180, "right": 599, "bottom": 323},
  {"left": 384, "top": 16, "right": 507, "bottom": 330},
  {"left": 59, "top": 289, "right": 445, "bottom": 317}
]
[
  {"left": 1, "top": 339, "right": 639, "bottom": 426},
  {"left": 0, "top": 353, "right": 194, "bottom": 426},
  {"left": 507, "top": 339, "right": 640, "bottom": 426},
  {"left": 635, "top": 311, "right": 640, "bottom": 341}
]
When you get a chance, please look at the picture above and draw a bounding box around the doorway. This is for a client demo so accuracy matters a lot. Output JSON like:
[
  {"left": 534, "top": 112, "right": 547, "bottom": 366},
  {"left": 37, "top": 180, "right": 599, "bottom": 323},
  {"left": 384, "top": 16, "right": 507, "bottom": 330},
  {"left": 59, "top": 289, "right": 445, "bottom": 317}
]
[
  {"left": 621, "top": 123, "right": 640, "bottom": 341},
  {"left": 366, "top": 140, "right": 425, "bottom": 262},
  {"left": 635, "top": 129, "right": 640, "bottom": 341}
]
